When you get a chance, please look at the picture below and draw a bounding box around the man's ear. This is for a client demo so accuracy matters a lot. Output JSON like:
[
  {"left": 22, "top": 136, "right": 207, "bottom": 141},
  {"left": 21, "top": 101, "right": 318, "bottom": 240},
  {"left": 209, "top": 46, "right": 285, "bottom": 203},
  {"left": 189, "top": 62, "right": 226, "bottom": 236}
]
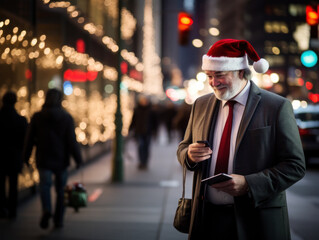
[{"left": 238, "top": 70, "right": 245, "bottom": 79}]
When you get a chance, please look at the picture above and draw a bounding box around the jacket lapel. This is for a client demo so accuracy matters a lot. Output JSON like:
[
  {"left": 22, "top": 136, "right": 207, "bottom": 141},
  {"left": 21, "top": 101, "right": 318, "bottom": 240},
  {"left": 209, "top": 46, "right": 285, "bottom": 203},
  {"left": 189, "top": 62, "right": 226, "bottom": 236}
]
[
  {"left": 201, "top": 94, "right": 219, "bottom": 180},
  {"left": 235, "top": 81, "right": 261, "bottom": 151},
  {"left": 201, "top": 94, "right": 219, "bottom": 141}
]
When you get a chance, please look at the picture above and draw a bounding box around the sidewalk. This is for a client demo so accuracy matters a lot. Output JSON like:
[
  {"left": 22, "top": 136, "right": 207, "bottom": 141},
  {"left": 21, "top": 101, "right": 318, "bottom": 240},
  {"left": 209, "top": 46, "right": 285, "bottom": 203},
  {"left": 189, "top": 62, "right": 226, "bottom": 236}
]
[{"left": 0, "top": 129, "right": 192, "bottom": 240}]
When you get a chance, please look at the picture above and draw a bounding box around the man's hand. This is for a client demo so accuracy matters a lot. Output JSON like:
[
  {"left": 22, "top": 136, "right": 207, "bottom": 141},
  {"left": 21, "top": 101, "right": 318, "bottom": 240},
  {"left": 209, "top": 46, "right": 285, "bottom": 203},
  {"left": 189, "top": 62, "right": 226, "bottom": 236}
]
[
  {"left": 187, "top": 142, "right": 212, "bottom": 164},
  {"left": 210, "top": 174, "right": 249, "bottom": 196}
]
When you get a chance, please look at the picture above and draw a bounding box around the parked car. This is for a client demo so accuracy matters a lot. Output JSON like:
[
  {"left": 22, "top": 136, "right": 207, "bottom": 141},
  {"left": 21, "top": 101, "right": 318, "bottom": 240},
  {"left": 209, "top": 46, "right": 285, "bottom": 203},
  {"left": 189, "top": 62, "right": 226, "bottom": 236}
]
[{"left": 294, "top": 104, "right": 319, "bottom": 165}]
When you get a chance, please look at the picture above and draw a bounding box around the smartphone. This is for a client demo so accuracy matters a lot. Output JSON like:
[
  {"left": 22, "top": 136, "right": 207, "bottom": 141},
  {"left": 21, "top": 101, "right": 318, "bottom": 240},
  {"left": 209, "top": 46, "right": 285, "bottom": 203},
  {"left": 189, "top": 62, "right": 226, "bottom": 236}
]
[
  {"left": 197, "top": 140, "right": 209, "bottom": 147},
  {"left": 201, "top": 173, "right": 233, "bottom": 185}
]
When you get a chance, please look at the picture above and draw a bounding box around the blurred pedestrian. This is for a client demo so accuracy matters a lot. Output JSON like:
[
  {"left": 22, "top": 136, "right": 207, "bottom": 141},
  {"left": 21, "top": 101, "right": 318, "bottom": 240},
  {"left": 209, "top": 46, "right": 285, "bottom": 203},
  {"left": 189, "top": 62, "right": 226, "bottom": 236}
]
[
  {"left": 24, "top": 88, "right": 83, "bottom": 229},
  {"left": 162, "top": 99, "right": 177, "bottom": 143},
  {"left": 173, "top": 100, "right": 192, "bottom": 141},
  {"left": 129, "top": 94, "right": 155, "bottom": 170},
  {"left": 0, "top": 91, "right": 27, "bottom": 219},
  {"left": 177, "top": 39, "right": 305, "bottom": 239},
  {"left": 150, "top": 101, "right": 161, "bottom": 141}
]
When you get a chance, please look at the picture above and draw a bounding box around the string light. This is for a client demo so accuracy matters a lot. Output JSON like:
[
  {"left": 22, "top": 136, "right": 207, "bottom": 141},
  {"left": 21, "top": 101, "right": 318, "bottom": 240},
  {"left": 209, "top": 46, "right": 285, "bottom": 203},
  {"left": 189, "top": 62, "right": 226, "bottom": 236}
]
[
  {"left": 142, "top": 0, "right": 163, "bottom": 96},
  {"left": 0, "top": 0, "right": 142, "bottom": 148},
  {"left": 121, "top": 8, "right": 137, "bottom": 40},
  {"left": 1, "top": 0, "right": 139, "bottom": 189}
]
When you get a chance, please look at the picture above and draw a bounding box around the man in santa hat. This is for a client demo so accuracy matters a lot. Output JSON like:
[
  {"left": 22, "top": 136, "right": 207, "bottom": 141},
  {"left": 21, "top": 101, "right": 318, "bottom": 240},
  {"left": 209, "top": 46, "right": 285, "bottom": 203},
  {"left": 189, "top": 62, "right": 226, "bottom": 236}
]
[{"left": 176, "top": 39, "right": 305, "bottom": 240}]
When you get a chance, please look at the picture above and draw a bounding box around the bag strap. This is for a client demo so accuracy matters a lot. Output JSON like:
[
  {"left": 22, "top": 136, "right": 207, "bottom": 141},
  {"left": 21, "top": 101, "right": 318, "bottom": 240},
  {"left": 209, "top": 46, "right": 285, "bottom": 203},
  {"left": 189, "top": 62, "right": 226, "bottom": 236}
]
[
  {"left": 181, "top": 165, "right": 186, "bottom": 199},
  {"left": 78, "top": 166, "right": 84, "bottom": 185},
  {"left": 81, "top": 169, "right": 84, "bottom": 183}
]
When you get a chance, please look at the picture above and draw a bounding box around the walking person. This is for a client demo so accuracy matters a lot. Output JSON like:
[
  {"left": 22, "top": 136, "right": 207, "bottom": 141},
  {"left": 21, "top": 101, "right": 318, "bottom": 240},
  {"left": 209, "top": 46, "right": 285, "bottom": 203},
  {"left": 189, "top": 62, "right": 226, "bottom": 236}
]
[
  {"left": 0, "top": 91, "right": 28, "bottom": 219},
  {"left": 177, "top": 39, "right": 305, "bottom": 240},
  {"left": 162, "top": 100, "right": 177, "bottom": 143},
  {"left": 129, "top": 94, "right": 155, "bottom": 170},
  {"left": 173, "top": 100, "right": 192, "bottom": 141},
  {"left": 24, "top": 88, "right": 82, "bottom": 229}
]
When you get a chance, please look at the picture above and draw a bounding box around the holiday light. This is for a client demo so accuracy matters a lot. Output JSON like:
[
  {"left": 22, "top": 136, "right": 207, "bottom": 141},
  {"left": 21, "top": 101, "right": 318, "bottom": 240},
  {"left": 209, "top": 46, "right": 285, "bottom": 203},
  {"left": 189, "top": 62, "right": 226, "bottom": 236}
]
[{"left": 142, "top": 0, "right": 163, "bottom": 96}]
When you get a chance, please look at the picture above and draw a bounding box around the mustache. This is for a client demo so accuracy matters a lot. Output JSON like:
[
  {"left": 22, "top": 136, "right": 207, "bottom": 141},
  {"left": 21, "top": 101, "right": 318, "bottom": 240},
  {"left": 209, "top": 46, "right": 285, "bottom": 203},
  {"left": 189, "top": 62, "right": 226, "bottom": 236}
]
[{"left": 212, "top": 85, "right": 227, "bottom": 90}]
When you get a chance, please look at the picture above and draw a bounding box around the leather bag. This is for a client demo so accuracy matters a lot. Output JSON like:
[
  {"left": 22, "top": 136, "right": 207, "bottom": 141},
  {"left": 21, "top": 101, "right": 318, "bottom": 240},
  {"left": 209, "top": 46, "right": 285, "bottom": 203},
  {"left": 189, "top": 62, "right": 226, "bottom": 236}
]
[{"left": 173, "top": 165, "right": 192, "bottom": 233}]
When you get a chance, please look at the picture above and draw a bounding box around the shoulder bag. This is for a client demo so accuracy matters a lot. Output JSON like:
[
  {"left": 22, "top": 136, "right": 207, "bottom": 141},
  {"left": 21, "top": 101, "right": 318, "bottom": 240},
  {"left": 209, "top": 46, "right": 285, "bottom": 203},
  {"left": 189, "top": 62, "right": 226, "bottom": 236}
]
[{"left": 173, "top": 165, "right": 192, "bottom": 233}]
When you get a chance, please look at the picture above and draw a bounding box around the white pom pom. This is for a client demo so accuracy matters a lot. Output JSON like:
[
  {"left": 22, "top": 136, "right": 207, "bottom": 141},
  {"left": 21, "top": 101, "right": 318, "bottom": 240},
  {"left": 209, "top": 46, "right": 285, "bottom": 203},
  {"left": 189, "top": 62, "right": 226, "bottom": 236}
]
[{"left": 253, "top": 58, "right": 269, "bottom": 73}]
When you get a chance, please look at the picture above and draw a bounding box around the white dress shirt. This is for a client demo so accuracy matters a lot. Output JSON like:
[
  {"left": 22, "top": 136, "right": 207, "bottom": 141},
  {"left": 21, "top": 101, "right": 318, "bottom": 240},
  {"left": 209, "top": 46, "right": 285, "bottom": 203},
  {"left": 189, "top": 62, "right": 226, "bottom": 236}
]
[{"left": 207, "top": 80, "right": 251, "bottom": 205}]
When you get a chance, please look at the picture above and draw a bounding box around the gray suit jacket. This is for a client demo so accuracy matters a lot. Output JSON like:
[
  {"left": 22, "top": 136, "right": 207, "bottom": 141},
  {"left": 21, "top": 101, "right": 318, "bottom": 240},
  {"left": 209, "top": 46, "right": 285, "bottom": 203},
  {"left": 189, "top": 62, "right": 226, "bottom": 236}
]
[{"left": 177, "top": 81, "right": 306, "bottom": 240}]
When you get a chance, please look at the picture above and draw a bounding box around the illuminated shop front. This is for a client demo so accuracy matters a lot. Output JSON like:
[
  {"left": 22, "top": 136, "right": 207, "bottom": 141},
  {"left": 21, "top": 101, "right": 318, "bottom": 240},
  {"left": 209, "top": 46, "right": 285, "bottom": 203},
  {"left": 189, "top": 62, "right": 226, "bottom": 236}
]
[{"left": 0, "top": 0, "right": 145, "bottom": 192}]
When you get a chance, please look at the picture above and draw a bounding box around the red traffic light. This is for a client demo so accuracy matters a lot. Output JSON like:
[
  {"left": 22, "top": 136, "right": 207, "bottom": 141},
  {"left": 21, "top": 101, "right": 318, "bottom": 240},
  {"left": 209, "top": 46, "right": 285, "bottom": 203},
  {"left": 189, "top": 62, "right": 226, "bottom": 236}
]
[
  {"left": 178, "top": 12, "right": 193, "bottom": 31},
  {"left": 306, "top": 5, "right": 319, "bottom": 25},
  {"left": 178, "top": 12, "right": 193, "bottom": 45}
]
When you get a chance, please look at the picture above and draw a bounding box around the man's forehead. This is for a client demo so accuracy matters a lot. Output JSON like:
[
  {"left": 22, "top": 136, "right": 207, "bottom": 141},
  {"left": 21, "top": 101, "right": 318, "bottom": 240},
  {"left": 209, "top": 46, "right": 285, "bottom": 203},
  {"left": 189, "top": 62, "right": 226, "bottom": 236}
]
[{"left": 205, "top": 71, "right": 228, "bottom": 75}]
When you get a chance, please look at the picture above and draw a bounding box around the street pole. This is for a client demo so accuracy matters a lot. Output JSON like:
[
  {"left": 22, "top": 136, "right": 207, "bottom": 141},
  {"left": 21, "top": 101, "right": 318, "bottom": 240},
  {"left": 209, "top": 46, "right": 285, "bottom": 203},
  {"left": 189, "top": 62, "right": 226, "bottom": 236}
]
[{"left": 111, "top": 0, "right": 124, "bottom": 182}]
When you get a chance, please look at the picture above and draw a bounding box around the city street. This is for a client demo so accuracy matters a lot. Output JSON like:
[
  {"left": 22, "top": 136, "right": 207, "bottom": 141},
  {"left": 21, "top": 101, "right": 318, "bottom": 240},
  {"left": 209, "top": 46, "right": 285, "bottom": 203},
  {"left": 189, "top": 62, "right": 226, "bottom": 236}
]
[
  {"left": 0, "top": 129, "right": 318, "bottom": 240},
  {"left": 1, "top": 1, "right": 319, "bottom": 239},
  {"left": 287, "top": 159, "right": 319, "bottom": 240}
]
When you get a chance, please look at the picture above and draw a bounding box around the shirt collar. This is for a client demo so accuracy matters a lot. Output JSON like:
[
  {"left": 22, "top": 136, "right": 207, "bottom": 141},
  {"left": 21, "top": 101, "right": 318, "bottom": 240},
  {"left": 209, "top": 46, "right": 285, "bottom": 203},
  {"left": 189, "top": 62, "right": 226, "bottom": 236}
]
[{"left": 222, "top": 80, "right": 251, "bottom": 107}]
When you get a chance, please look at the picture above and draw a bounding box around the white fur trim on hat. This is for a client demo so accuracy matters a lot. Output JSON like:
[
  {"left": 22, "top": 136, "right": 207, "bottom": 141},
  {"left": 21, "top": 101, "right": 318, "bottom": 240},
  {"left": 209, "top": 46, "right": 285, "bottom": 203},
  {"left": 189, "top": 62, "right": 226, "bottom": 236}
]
[{"left": 202, "top": 54, "right": 249, "bottom": 71}]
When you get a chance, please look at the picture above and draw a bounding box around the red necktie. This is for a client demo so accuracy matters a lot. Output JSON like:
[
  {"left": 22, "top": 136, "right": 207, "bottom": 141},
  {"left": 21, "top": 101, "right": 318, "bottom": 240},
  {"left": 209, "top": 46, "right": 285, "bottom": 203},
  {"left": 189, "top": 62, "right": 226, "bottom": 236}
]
[{"left": 214, "top": 101, "right": 236, "bottom": 174}]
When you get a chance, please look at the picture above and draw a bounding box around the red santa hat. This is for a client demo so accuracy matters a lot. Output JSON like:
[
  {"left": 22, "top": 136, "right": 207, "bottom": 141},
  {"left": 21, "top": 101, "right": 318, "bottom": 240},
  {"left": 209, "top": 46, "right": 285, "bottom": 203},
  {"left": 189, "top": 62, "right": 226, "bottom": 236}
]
[{"left": 202, "top": 39, "right": 269, "bottom": 73}]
